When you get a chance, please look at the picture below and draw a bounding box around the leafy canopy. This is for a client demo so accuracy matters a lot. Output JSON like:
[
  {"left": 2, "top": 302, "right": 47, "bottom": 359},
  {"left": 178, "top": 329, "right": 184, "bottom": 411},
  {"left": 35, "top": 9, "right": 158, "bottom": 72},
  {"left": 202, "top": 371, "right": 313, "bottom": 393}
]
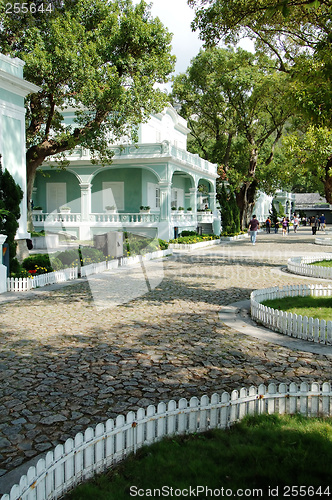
[{"left": 0, "top": 0, "right": 176, "bottom": 204}]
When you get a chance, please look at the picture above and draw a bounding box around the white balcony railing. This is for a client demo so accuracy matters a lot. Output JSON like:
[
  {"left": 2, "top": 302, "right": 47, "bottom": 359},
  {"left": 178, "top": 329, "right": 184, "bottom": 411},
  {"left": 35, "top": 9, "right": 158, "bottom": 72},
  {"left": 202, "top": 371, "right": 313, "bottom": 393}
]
[
  {"left": 65, "top": 143, "right": 217, "bottom": 176},
  {"left": 33, "top": 211, "right": 214, "bottom": 226}
]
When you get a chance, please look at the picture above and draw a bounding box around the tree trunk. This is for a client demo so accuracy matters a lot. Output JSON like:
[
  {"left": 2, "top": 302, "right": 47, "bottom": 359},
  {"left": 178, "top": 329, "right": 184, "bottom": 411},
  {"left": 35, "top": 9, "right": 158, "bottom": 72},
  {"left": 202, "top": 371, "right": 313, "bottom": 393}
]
[
  {"left": 236, "top": 145, "right": 258, "bottom": 229},
  {"left": 324, "top": 154, "right": 332, "bottom": 204},
  {"left": 236, "top": 179, "right": 258, "bottom": 229}
]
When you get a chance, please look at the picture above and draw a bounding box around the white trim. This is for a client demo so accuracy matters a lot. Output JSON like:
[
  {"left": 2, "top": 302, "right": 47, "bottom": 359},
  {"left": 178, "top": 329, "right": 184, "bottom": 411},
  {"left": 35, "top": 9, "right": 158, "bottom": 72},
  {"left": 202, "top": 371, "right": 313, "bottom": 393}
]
[{"left": 0, "top": 68, "right": 40, "bottom": 97}]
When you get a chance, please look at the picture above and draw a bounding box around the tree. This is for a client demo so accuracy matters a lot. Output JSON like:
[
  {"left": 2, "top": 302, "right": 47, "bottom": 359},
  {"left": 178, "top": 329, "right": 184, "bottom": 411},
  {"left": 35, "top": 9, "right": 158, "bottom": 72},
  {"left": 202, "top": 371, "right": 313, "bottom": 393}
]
[
  {"left": 0, "top": 0, "right": 175, "bottom": 211},
  {"left": 281, "top": 125, "right": 332, "bottom": 202},
  {"left": 188, "top": 0, "right": 332, "bottom": 125},
  {"left": 0, "top": 156, "right": 24, "bottom": 274},
  {"left": 172, "top": 47, "right": 291, "bottom": 227}
]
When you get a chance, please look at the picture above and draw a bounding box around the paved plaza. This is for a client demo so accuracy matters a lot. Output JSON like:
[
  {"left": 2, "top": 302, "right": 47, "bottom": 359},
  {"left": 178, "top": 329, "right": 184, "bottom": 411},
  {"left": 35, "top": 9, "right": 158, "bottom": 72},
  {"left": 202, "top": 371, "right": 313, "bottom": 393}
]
[{"left": 0, "top": 226, "right": 332, "bottom": 491}]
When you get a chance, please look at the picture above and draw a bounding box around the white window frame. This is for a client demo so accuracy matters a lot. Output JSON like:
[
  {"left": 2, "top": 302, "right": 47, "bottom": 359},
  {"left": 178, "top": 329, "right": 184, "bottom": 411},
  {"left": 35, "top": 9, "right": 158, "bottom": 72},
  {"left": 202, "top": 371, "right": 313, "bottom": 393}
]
[
  {"left": 102, "top": 182, "right": 124, "bottom": 211},
  {"left": 171, "top": 188, "right": 184, "bottom": 208},
  {"left": 147, "top": 182, "right": 160, "bottom": 210},
  {"left": 46, "top": 182, "right": 67, "bottom": 213}
]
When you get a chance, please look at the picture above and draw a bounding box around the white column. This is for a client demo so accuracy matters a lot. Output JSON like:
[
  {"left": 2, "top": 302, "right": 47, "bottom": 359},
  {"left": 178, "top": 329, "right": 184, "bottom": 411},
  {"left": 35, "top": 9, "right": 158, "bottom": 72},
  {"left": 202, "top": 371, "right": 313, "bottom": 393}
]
[
  {"left": 159, "top": 181, "right": 172, "bottom": 221},
  {"left": 189, "top": 187, "right": 197, "bottom": 213},
  {"left": 80, "top": 182, "right": 92, "bottom": 221},
  {"left": 209, "top": 192, "right": 216, "bottom": 212}
]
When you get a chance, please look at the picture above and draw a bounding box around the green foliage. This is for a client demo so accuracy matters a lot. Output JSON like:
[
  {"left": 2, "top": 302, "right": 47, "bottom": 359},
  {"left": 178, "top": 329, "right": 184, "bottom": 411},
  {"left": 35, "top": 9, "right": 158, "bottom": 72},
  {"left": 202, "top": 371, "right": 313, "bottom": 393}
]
[
  {"left": 172, "top": 46, "right": 291, "bottom": 226},
  {"left": 0, "top": 160, "right": 23, "bottom": 272},
  {"left": 22, "top": 254, "right": 56, "bottom": 274},
  {"left": 124, "top": 233, "right": 167, "bottom": 256},
  {"left": 158, "top": 239, "right": 168, "bottom": 250},
  {"left": 280, "top": 125, "right": 332, "bottom": 198},
  {"left": 218, "top": 183, "right": 240, "bottom": 234},
  {"left": 169, "top": 234, "right": 219, "bottom": 244},
  {"left": 180, "top": 230, "right": 199, "bottom": 237},
  {"left": 64, "top": 413, "right": 332, "bottom": 500},
  {"left": 56, "top": 249, "right": 81, "bottom": 267},
  {"left": 0, "top": 0, "right": 175, "bottom": 205},
  {"left": 261, "top": 295, "right": 332, "bottom": 323}
]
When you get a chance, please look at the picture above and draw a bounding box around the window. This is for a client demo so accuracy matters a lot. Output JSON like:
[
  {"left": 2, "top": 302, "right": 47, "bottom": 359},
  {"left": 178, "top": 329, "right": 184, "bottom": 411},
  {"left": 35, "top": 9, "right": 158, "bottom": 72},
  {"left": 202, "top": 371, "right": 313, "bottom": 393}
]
[
  {"left": 46, "top": 183, "right": 66, "bottom": 213},
  {"left": 171, "top": 188, "right": 184, "bottom": 208},
  {"left": 147, "top": 182, "right": 160, "bottom": 210},
  {"left": 102, "top": 182, "right": 124, "bottom": 211}
]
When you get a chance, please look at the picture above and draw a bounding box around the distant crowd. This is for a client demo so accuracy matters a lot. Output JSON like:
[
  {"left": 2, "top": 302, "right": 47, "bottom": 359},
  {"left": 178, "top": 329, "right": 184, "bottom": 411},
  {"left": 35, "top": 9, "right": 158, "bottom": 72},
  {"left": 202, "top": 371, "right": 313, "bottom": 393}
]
[{"left": 263, "top": 214, "right": 326, "bottom": 236}]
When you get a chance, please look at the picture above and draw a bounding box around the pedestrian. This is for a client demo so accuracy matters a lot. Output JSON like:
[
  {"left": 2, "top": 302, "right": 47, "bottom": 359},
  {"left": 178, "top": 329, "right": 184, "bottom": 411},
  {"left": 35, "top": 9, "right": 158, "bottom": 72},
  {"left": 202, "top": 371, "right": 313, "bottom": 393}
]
[
  {"left": 274, "top": 220, "right": 279, "bottom": 233},
  {"left": 286, "top": 217, "right": 290, "bottom": 233},
  {"left": 293, "top": 215, "right": 299, "bottom": 233},
  {"left": 282, "top": 217, "right": 288, "bottom": 236},
  {"left": 265, "top": 217, "right": 271, "bottom": 234},
  {"left": 312, "top": 216, "right": 318, "bottom": 235},
  {"left": 320, "top": 213, "right": 326, "bottom": 232},
  {"left": 248, "top": 214, "right": 260, "bottom": 245}
]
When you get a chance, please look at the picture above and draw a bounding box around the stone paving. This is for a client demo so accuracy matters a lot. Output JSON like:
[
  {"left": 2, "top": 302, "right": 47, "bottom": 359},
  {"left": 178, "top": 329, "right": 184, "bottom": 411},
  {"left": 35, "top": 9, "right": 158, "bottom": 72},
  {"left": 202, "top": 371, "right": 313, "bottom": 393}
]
[{"left": 0, "top": 227, "right": 332, "bottom": 488}]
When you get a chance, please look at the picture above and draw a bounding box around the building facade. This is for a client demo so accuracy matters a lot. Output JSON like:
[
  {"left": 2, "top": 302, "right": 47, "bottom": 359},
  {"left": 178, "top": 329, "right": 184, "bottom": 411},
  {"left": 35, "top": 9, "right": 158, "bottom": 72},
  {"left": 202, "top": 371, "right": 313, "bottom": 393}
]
[
  {"left": 32, "top": 106, "right": 221, "bottom": 241},
  {"left": 0, "top": 53, "right": 39, "bottom": 258}
]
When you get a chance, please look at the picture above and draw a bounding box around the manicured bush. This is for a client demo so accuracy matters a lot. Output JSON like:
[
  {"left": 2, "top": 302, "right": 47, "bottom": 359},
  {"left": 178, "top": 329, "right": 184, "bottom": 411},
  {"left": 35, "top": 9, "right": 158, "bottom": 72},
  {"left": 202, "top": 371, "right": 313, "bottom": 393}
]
[
  {"left": 180, "top": 230, "right": 198, "bottom": 237},
  {"left": 158, "top": 239, "right": 168, "bottom": 250},
  {"left": 80, "top": 247, "right": 105, "bottom": 264},
  {"left": 22, "top": 253, "right": 63, "bottom": 274},
  {"left": 56, "top": 249, "right": 79, "bottom": 266},
  {"left": 169, "top": 234, "right": 219, "bottom": 244}
]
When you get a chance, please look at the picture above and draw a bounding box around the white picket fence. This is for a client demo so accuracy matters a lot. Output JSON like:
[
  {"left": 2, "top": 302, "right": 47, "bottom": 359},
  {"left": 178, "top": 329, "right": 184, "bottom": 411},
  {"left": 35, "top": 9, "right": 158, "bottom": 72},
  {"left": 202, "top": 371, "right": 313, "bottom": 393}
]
[
  {"left": 7, "top": 249, "right": 172, "bottom": 291},
  {"left": 7, "top": 268, "right": 78, "bottom": 292},
  {"left": 288, "top": 253, "right": 332, "bottom": 279},
  {"left": 251, "top": 284, "right": 332, "bottom": 344},
  {"left": 1, "top": 381, "right": 332, "bottom": 500}
]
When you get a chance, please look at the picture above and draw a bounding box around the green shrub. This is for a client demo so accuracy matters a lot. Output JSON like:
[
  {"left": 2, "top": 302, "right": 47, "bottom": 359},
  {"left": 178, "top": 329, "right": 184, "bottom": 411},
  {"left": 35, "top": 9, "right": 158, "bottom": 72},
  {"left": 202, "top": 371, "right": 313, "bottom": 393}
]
[
  {"left": 56, "top": 249, "right": 79, "bottom": 266},
  {"left": 80, "top": 247, "right": 105, "bottom": 264},
  {"left": 169, "top": 234, "right": 219, "bottom": 244},
  {"left": 158, "top": 239, "right": 168, "bottom": 250},
  {"left": 180, "top": 230, "right": 198, "bottom": 237},
  {"left": 22, "top": 254, "right": 54, "bottom": 273}
]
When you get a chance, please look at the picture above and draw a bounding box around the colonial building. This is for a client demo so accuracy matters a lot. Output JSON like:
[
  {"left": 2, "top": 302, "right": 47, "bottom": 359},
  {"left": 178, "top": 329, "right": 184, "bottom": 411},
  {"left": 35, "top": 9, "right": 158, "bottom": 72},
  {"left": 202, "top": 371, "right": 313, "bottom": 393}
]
[
  {"left": 0, "top": 53, "right": 40, "bottom": 258},
  {"left": 32, "top": 106, "right": 220, "bottom": 241}
]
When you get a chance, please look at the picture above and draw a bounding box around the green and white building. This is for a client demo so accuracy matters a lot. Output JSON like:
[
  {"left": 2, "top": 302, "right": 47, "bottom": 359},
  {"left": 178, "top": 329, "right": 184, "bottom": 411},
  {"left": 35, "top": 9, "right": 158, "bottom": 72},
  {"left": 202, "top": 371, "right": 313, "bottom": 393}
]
[
  {"left": 32, "top": 106, "right": 220, "bottom": 241},
  {"left": 0, "top": 53, "right": 39, "bottom": 258}
]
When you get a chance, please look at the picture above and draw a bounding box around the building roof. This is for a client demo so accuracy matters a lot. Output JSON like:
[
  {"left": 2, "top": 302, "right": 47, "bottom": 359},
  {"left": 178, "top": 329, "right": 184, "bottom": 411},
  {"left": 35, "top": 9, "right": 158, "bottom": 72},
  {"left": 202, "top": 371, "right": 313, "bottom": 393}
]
[{"left": 294, "top": 193, "right": 330, "bottom": 208}]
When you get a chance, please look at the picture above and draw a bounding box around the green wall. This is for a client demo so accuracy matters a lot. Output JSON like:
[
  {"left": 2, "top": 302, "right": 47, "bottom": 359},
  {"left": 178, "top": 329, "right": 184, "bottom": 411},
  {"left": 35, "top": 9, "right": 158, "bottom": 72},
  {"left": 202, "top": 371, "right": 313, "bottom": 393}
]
[
  {"left": 92, "top": 168, "right": 142, "bottom": 213},
  {"left": 34, "top": 170, "right": 81, "bottom": 212}
]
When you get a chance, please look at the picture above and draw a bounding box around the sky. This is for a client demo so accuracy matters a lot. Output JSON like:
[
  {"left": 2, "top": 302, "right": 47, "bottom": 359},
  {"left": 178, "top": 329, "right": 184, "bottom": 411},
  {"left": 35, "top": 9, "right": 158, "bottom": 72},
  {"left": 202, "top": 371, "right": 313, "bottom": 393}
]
[
  {"left": 147, "top": 0, "right": 203, "bottom": 76},
  {"left": 136, "top": 0, "right": 255, "bottom": 90}
]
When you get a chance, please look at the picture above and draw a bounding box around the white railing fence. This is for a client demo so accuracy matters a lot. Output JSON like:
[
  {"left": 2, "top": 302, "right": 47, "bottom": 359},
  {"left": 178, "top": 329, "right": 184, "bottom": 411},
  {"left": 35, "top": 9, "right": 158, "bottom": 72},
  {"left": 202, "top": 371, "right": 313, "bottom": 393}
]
[
  {"left": 7, "top": 268, "right": 78, "bottom": 292},
  {"left": 7, "top": 249, "right": 172, "bottom": 292},
  {"left": 1, "top": 381, "right": 331, "bottom": 500},
  {"left": 251, "top": 284, "right": 332, "bottom": 344},
  {"left": 288, "top": 253, "right": 332, "bottom": 279}
]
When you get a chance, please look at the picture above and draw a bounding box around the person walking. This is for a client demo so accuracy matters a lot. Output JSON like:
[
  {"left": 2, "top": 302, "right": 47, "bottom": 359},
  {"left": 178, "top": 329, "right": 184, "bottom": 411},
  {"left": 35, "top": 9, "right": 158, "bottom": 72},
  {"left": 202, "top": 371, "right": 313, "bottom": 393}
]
[
  {"left": 293, "top": 215, "right": 299, "bottom": 233},
  {"left": 320, "top": 214, "right": 326, "bottom": 232},
  {"left": 265, "top": 217, "right": 271, "bottom": 234},
  {"left": 248, "top": 215, "right": 260, "bottom": 245},
  {"left": 282, "top": 217, "right": 288, "bottom": 236}
]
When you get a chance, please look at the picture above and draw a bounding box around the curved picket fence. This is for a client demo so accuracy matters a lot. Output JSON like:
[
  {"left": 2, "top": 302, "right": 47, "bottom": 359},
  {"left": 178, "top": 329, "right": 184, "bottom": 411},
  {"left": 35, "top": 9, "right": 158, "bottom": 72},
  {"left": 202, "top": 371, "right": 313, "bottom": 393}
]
[
  {"left": 251, "top": 284, "right": 332, "bottom": 344},
  {"left": 287, "top": 253, "right": 332, "bottom": 279},
  {"left": 1, "top": 381, "right": 332, "bottom": 500}
]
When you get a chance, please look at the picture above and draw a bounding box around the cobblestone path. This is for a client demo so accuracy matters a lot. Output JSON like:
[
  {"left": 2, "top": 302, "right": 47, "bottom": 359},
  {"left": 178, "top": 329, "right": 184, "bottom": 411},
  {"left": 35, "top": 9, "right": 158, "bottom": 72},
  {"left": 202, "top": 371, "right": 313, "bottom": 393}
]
[{"left": 0, "top": 228, "right": 331, "bottom": 480}]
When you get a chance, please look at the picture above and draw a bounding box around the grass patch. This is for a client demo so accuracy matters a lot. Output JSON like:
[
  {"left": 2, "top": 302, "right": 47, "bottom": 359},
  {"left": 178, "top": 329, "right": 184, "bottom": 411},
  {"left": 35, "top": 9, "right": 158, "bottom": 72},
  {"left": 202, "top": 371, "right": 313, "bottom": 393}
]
[
  {"left": 64, "top": 414, "right": 332, "bottom": 500},
  {"left": 311, "top": 259, "right": 332, "bottom": 268},
  {"left": 261, "top": 295, "right": 332, "bottom": 322}
]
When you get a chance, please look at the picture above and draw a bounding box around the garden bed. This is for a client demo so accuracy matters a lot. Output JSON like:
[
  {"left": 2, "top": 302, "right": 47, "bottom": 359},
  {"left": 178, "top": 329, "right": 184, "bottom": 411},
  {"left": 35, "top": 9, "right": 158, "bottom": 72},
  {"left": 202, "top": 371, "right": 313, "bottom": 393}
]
[{"left": 251, "top": 284, "right": 332, "bottom": 344}]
